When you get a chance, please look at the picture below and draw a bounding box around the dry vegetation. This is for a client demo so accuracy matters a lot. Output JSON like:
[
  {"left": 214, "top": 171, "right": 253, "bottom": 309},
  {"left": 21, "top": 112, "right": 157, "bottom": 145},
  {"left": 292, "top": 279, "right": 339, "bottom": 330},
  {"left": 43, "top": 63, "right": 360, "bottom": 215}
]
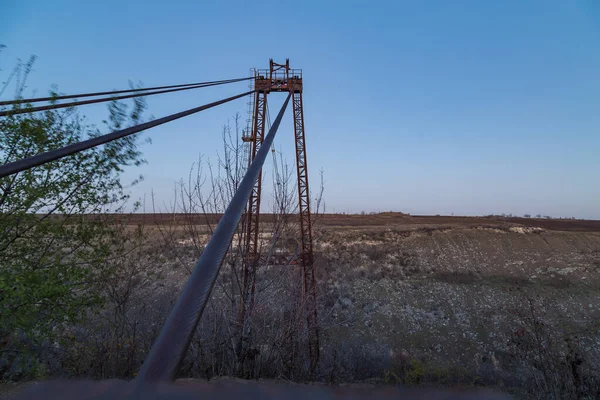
[
  {"left": 3, "top": 103, "right": 599, "bottom": 398},
  {"left": 5, "top": 214, "right": 598, "bottom": 399},
  {"left": 313, "top": 218, "right": 600, "bottom": 397}
]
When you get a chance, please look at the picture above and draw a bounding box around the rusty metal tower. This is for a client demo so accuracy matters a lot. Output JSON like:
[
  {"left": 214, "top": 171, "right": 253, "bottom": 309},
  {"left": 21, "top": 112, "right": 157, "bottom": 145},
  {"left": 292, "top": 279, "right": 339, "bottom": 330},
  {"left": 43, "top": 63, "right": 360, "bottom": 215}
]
[{"left": 240, "top": 59, "right": 319, "bottom": 371}]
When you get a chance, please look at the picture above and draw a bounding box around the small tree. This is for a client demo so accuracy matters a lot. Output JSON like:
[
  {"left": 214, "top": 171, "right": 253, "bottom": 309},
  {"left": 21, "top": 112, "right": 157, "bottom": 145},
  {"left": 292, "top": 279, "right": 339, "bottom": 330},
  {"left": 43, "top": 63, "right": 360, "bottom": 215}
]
[{"left": 0, "top": 56, "right": 148, "bottom": 377}]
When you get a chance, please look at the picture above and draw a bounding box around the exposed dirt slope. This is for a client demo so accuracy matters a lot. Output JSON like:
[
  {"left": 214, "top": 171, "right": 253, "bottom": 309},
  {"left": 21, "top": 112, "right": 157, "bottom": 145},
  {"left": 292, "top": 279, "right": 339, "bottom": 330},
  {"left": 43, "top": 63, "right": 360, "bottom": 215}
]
[{"left": 316, "top": 224, "right": 600, "bottom": 389}]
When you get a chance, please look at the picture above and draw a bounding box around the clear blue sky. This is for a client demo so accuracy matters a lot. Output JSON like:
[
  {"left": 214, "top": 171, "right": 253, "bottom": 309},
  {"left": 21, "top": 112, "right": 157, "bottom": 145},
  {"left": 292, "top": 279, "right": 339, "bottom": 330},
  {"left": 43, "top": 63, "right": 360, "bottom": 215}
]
[{"left": 1, "top": 0, "right": 599, "bottom": 218}]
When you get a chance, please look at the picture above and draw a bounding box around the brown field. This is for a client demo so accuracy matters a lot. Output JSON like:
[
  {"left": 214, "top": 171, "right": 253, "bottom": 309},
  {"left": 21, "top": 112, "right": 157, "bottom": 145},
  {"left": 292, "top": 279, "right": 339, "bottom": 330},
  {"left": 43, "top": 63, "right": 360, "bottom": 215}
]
[
  {"left": 11, "top": 212, "right": 598, "bottom": 398},
  {"left": 100, "top": 212, "right": 600, "bottom": 232}
]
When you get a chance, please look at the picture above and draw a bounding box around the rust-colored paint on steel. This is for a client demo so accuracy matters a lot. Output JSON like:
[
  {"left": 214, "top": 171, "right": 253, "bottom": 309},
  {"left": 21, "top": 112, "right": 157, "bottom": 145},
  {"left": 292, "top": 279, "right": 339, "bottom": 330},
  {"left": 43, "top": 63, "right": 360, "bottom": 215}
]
[
  {"left": 291, "top": 88, "right": 319, "bottom": 372},
  {"left": 240, "top": 59, "right": 318, "bottom": 373},
  {"left": 238, "top": 82, "right": 268, "bottom": 325}
]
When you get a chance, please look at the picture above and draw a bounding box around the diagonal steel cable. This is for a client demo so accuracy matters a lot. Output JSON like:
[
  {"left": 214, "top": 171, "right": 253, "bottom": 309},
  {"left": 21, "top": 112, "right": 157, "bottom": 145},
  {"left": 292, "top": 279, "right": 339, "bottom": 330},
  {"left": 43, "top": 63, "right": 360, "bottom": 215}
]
[
  {"left": 0, "top": 77, "right": 253, "bottom": 106},
  {"left": 0, "top": 78, "right": 252, "bottom": 117},
  {"left": 134, "top": 92, "right": 291, "bottom": 384},
  {"left": 0, "top": 90, "right": 255, "bottom": 178}
]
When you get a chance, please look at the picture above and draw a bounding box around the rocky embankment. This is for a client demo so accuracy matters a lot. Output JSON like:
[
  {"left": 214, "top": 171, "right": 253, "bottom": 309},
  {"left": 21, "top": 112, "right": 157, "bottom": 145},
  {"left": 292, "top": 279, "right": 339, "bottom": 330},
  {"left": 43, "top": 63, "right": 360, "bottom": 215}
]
[{"left": 317, "top": 225, "right": 600, "bottom": 388}]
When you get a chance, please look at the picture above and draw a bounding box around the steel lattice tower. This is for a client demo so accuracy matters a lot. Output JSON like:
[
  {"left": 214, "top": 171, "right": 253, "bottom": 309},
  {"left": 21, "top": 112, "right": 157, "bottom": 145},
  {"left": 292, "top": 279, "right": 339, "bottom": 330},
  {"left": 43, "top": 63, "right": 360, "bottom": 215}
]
[{"left": 240, "top": 59, "right": 319, "bottom": 372}]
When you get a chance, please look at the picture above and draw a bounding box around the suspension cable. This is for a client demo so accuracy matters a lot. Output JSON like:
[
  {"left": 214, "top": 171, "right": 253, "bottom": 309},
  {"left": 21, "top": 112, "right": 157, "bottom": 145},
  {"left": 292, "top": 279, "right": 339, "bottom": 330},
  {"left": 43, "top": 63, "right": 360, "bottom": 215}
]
[
  {"left": 0, "top": 78, "right": 251, "bottom": 117},
  {"left": 0, "top": 90, "right": 256, "bottom": 178},
  {"left": 134, "top": 92, "right": 292, "bottom": 384},
  {"left": 0, "top": 77, "right": 253, "bottom": 106}
]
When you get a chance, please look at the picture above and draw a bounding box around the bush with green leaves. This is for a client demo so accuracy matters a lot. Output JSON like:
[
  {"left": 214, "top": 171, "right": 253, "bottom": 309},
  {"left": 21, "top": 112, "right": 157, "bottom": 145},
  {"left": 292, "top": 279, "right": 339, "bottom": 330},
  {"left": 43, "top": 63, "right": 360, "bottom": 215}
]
[{"left": 0, "top": 57, "right": 148, "bottom": 377}]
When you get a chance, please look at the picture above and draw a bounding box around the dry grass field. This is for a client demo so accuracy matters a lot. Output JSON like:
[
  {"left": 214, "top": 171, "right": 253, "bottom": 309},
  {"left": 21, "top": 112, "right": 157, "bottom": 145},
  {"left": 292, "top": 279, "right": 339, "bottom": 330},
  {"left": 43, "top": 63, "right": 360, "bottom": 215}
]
[
  {"left": 118, "top": 212, "right": 600, "bottom": 395},
  {"left": 5, "top": 213, "right": 599, "bottom": 399},
  {"left": 99, "top": 212, "right": 600, "bottom": 232}
]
